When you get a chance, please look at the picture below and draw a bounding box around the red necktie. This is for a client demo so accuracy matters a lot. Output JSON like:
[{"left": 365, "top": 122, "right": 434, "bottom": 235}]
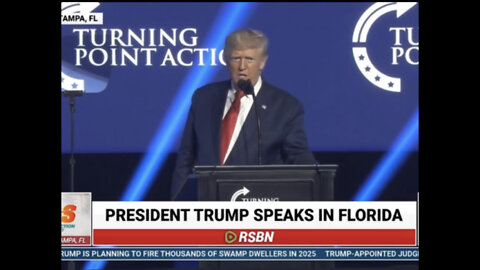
[{"left": 220, "top": 90, "right": 245, "bottom": 165}]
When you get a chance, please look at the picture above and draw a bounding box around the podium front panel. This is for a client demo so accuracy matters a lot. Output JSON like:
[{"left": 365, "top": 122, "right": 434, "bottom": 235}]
[{"left": 194, "top": 165, "right": 337, "bottom": 201}]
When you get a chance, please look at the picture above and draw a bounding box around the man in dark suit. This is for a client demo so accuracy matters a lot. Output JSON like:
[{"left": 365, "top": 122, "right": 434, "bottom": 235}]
[{"left": 171, "top": 28, "right": 316, "bottom": 200}]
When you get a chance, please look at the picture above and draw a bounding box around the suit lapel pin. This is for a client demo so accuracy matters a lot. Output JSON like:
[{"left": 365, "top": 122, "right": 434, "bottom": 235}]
[{"left": 261, "top": 105, "right": 267, "bottom": 110}]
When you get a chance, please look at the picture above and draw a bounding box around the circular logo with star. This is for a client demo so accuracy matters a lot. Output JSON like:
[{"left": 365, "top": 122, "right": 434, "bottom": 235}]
[{"left": 352, "top": 2, "right": 417, "bottom": 92}]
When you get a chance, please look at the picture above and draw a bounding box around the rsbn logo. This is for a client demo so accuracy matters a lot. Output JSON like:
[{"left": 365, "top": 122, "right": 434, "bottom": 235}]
[{"left": 225, "top": 231, "right": 275, "bottom": 244}]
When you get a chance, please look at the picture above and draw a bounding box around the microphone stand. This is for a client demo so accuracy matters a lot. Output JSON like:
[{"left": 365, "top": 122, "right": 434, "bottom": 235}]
[
  {"left": 63, "top": 90, "right": 82, "bottom": 270},
  {"left": 68, "top": 95, "right": 76, "bottom": 192},
  {"left": 63, "top": 90, "right": 83, "bottom": 192}
]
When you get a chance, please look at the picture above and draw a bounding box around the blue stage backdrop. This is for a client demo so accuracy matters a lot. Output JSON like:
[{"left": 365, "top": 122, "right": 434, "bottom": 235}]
[
  {"left": 61, "top": 2, "right": 418, "bottom": 154},
  {"left": 61, "top": 3, "right": 418, "bottom": 270}
]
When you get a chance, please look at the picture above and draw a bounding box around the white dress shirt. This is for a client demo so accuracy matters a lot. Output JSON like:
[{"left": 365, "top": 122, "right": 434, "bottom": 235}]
[{"left": 221, "top": 77, "right": 262, "bottom": 164}]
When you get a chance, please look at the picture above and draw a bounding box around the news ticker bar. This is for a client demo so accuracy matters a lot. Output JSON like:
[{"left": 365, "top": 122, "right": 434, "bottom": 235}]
[{"left": 61, "top": 247, "right": 418, "bottom": 261}]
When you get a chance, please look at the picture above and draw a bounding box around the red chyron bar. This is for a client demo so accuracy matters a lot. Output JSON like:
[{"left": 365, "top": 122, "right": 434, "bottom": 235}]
[{"left": 93, "top": 229, "right": 414, "bottom": 246}]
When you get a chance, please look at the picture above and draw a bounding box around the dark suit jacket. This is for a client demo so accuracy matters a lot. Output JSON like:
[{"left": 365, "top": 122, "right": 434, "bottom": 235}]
[{"left": 171, "top": 79, "right": 316, "bottom": 199}]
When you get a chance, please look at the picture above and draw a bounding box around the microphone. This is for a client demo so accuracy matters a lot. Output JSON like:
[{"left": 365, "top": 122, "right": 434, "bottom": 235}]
[{"left": 237, "top": 79, "right": 262, "bottom": 165}]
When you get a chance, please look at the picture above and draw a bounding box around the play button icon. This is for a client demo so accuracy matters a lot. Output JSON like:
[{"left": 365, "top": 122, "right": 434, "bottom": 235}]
[{"left": 225, "top": 231, "right": 237, "bottom": 244}]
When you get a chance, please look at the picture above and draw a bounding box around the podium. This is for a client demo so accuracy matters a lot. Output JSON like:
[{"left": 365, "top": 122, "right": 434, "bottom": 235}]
[
  {"left": 193, "top": 164, "right": 338, "bottom": 269},
  {"left": 194, "top": 164, "right": 336, "bottom": 201}
]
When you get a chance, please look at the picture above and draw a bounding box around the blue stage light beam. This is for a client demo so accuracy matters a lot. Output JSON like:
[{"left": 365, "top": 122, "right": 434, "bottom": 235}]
[
  {"left": 82, "top": 3, "right": 257, "bottom": 270},
  {"left": 353, "top": 108, "right": 418, "bottom": 201},
  {"left": 121, "top": 2, "right": 257, "bottom": 202}
]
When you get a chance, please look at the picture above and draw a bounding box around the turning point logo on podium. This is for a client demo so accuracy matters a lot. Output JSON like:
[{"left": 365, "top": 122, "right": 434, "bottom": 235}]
[{"left": 230, "top": 187, "right": 279, "bottom": 202}]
